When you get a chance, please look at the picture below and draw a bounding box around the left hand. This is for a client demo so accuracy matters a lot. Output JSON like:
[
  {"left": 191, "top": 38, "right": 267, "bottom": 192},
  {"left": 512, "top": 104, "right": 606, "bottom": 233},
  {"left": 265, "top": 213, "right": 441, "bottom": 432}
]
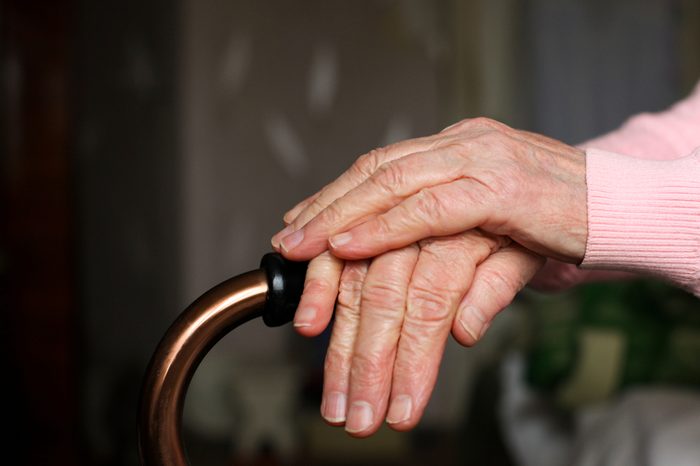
[
  {"left": 271, "top": 117, "right": 587, "bottom": 265},
  {"left": 294, "top": 230, "right": 543, "bottom": 437}
]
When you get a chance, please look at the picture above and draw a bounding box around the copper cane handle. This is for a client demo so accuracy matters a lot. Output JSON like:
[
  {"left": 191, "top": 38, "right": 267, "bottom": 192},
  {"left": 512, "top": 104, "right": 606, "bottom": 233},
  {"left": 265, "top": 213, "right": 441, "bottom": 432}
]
[{"left": 138, "top": 253, "right": 307, "bottom": 465}]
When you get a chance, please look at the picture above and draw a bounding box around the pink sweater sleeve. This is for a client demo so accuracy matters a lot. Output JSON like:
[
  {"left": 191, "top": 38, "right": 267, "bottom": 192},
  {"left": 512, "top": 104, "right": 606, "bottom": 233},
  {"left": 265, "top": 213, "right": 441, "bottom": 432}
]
[{"left": 531, "top": 81, "right": 700, "bottom": 296}]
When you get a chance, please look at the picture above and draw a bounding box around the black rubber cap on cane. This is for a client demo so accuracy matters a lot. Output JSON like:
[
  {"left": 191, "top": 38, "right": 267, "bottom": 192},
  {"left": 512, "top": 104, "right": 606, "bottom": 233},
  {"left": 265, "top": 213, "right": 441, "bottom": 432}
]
[{"left": 260, "top": 252, "right": 309, "bottom": 327}]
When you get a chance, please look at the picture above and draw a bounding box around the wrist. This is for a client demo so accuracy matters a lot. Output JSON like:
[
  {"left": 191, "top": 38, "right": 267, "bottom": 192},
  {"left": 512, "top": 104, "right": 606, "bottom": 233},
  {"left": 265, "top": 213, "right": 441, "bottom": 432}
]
[{"left": 509, "top": 143, "right": 587, "bottom": 263}]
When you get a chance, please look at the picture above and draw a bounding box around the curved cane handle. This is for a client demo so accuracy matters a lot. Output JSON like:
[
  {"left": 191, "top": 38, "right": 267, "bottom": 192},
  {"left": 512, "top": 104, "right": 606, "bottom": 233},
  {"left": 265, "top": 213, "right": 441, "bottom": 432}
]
[{"left": 138, "top": 253, "right": 307, "bottom": 465}]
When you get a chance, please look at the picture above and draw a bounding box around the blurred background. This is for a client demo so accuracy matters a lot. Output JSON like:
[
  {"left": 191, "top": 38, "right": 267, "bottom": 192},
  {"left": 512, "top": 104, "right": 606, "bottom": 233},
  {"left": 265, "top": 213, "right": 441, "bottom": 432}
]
[{"left": 2, "top": 0, "right": 699, "bottom": 465}]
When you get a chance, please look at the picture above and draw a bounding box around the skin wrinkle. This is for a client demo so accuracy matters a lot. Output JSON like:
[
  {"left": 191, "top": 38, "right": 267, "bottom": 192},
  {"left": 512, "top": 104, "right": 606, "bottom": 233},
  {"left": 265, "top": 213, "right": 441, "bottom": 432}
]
[{"left": 405, "top": 287, "right": 453, "bottom": 326}]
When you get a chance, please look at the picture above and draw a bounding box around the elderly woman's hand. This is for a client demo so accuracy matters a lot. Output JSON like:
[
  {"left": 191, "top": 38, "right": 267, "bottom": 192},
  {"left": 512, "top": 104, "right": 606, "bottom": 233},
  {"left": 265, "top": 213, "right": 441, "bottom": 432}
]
[
  {"left": 290, "top": 230, "right": 543, "bottom": 436},
  {"left": 272, "top": 117, "right": 587, "bottom": 265}
]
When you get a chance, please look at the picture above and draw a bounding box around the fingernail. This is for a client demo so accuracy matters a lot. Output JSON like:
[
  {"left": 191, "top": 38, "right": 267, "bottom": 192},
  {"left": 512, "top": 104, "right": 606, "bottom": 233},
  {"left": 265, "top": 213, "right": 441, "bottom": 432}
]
[
  {"left": 271, "top": 224, "right": 294, "bottom": 249},
  {"left": 386, "top": 395, "right": 412, "bottom": 424},
  {"left": 458, "top": 305, "right": 486, "bottom": 341},
  {"left": 345, "top": 401, "right": 374, "bottom": 433},
  {"left": 322, "top": 391, "right": 347, "bottom": 423},
  {"left": 280, "top": 229, "right": 304, "bottom": 252},
  {"left": 293, "top": 307, "right": 316, "bottom": 328},
  {"left": 329, "top": 232, "right": 352, "bottom": 248}
]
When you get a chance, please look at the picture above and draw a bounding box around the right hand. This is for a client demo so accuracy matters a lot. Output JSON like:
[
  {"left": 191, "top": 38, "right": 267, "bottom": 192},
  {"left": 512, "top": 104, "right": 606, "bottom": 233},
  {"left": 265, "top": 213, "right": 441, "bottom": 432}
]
[{"left": 274, "top": 118, "right": 588, "bottom": 265}]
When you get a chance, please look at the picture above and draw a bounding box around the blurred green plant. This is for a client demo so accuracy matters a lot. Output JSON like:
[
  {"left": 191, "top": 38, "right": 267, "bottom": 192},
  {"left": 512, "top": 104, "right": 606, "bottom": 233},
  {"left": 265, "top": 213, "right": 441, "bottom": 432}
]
[{"left": 525, "top": 280, "right": 700, "bottom": 407}]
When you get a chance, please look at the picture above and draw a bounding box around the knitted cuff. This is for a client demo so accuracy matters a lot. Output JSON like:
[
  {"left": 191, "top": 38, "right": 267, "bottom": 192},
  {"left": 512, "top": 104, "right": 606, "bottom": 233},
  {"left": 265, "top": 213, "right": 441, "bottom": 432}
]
[{"left": 581, "top": 147, "right": 700, "bottom": 296}]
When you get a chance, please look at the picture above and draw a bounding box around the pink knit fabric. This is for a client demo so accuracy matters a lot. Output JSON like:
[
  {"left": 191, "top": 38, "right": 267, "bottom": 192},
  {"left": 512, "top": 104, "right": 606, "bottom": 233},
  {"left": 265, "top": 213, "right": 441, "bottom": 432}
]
[{"left": 532, "top": 81, "right": 700, "bottom": 296}]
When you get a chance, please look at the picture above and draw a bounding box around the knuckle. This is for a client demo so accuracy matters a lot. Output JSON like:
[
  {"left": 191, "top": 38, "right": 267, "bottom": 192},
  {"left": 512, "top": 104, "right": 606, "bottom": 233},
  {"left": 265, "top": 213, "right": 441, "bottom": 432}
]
[
  {"left": 323, "top": 344, "right": 352, "bottom": 383},
  {"left": 350, "top": 353, "right": 387, "bottom": 386},
  {"left": 361, "top": 281, "right": 406, "bottom": 315},
  {"left": 337, "top": 279, "right": 363, "bottom": 311},
  {"left": 370, "top": 213, "right": 394, "bottom": 237},
  {"left": 406, "top": 284, "right": 452, "bottom": 324},
  {"left": 304, "top": 197, "right": 327, "bottom": 218},
  {"left": 293, "top": 202, "right": 323, "bottom": 227},
  {"left": 446, "top": 117, "right": 507, "bottom": 133},
  {"left": 470, "top": 116, "right": 494, "bottom": 129},
  {"left": 341, "top": 261, "right": 368, "bottom": 282},
  {"left": 440, "top": 118, "right": 470, "bottom": 134},
  {"left": 353, "top": 148, "right": 385, "bottom": 177},
  {"left": 324, "top": 344, "right": 351, "bottom": 374},
  {"left": 412, "top": 188, "right": 445, "bottom": 229},
  {"left": 471, "top": 116, "right": 508, "bottom": 131},
  {"left": 422, "top": 237, "right": 479, "bottom": 264},
  {"left": 366, "top": 147, "right": 388, "bottom": 164},
  {"left": 320, "top": 201, "right": 344, "bottom": 228},
  {"left": 371, "top": 161, "right": 406, "bottom": 196},
  {"left": 334, "top": 300, "right": 361, "bottom": 328},
  {"left": 304, "top": 277, "right": 334, "bottom": 296},
  {"left": 452, "top": 117, "right": 472, "bottom": 129}
]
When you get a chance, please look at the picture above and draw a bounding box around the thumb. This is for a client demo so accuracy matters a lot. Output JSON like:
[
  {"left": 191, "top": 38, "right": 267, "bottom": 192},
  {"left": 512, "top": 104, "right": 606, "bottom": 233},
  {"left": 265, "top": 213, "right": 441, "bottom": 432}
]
[{"left": 452, "top": 244, "right": 544, "bottom": 346}]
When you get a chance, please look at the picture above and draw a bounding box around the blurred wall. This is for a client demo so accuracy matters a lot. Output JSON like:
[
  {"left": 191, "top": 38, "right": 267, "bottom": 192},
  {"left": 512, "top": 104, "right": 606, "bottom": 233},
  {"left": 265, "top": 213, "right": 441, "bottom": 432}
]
[
  {"left": 527, "top": 0, "right": 681, "bottom": 143},
  {"left": 76, "top": 1, "right": 181, "bottom": 463}
]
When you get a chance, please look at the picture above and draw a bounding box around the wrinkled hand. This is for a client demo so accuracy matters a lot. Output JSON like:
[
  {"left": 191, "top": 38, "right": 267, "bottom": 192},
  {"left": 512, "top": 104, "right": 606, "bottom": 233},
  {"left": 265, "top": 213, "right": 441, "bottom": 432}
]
[
  {"left": 281, "top": 194, "right": 544, "bottom": 436},
  {"left": 272, "top": 117, "right": 587, "bottom": 264},
  {"left": 293, "top": 232, "right": 543, "bottom": 437}
]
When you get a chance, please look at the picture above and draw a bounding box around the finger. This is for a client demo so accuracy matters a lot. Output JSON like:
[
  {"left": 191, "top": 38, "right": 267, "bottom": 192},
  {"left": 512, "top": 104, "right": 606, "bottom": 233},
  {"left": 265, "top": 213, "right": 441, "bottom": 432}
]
[
  {"left": 322, "top": 260, "right": 369, "bottom": 425},
  {"left": 345, "top": 246, "right": 419, "bottom": 437},
  {"left": 283, "top": 191, "right": 322, "bottom": 225},
  {"left": 278, "top": 147, "right": 470, "bottom": 256},
  {"left": 271, "top": 135, "right": 443, "bottom": 248},
  {"left": 293, "top": 251, "right": 344, "bottom": 337},
  {"left": 452, "top": 244, "right": 544, "bottom": 346},
  {"left": 386, "top": 233, "right": 505, "bottom": 431},
  {"left": 324, "top": 178, "right": 496, "bottom": 260}
]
